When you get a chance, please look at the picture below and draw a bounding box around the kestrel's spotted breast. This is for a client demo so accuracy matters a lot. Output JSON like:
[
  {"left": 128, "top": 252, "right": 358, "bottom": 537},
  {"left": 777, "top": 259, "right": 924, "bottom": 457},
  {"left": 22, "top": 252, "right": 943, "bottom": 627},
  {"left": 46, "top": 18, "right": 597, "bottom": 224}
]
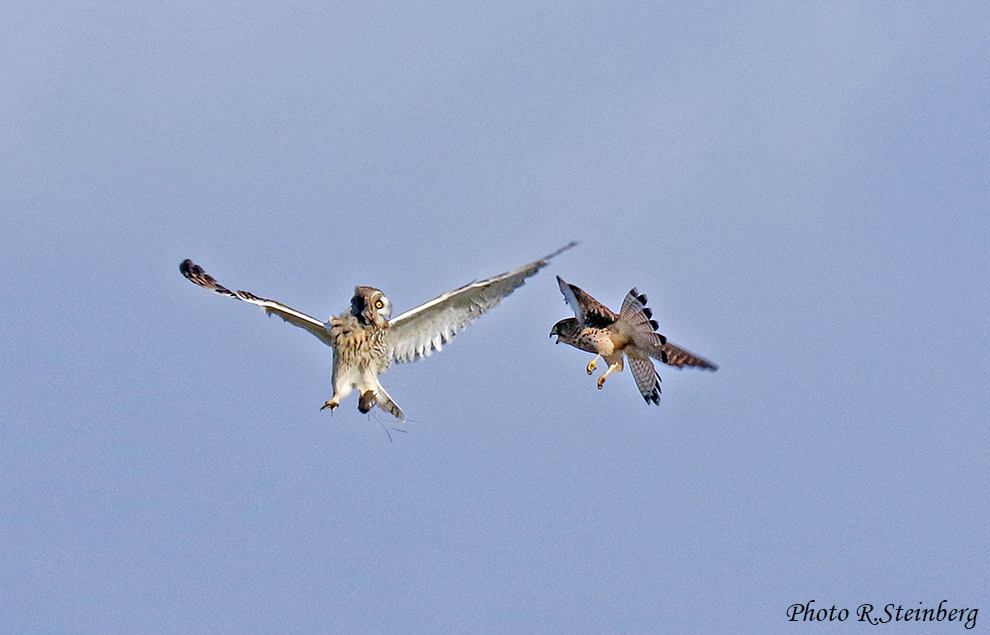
[{"left": 577, "top": 327, "right": 615, "bottom": 356}]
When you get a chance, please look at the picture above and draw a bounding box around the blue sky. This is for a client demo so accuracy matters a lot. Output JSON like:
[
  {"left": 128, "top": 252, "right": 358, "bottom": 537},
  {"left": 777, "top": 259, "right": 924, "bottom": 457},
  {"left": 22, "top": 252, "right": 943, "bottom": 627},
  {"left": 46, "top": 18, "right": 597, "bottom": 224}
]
[{"left": 2, "top": 1, "right": 987, "bottom": 633}]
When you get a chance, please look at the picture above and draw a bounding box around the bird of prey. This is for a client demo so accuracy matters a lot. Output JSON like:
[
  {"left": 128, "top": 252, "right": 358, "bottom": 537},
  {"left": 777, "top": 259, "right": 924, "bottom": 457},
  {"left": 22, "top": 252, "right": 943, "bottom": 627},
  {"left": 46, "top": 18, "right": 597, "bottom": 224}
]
[
  {"left": 179, "top": 242, "right": 575, "bottom": 421},
  {"left": 550, "top": 276, "right": 716, "bottom": 404}
]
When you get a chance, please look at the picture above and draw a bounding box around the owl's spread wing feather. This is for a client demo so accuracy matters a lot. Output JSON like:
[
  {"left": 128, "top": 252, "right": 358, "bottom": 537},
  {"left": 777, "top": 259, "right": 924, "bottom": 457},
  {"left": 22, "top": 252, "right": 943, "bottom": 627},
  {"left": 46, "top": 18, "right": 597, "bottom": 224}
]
[
  {"left": 179, "top": 260, "right": 336, "bottom": 348},
  {"left": 556, "top": 277, "right": 616, "bottom": 328},
  {"left": 387, "top": 242, "right": 577, "bottom": 363}
]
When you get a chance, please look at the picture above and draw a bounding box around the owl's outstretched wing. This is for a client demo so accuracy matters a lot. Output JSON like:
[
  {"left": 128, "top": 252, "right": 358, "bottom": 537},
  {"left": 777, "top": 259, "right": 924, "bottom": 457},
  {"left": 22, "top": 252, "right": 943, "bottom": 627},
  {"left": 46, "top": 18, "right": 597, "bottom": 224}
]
[
  {"left": 179, "top": 259, "right": 336, "bottom": 348},
  {"left": 386, "top": 242, "right": 577, "bottom": 363}
]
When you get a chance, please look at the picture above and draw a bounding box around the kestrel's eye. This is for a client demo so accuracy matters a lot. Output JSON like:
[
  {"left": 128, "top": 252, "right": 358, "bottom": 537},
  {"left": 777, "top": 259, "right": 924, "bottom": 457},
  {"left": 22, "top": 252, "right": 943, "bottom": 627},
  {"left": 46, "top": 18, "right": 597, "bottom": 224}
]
[{"left": 375, "top": 300, "right": 384, "bottom": 309}]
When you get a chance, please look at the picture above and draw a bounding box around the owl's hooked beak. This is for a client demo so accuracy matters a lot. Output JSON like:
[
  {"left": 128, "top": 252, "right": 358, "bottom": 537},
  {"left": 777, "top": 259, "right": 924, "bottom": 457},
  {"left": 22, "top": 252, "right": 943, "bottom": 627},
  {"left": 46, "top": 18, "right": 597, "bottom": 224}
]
[
  {"left": 360, "top": 304, "right": 387, "bottom": 329},
  {"left": 350, "top": 293, "right": 375, "bottom": 327},
  {"left": 368, "top": 310, "right": 388, "bottom": 329}
]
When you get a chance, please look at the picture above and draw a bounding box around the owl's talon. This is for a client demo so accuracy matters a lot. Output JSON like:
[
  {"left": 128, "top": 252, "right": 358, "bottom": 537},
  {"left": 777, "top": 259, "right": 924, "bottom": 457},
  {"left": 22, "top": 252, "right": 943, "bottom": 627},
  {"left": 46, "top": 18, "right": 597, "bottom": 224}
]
[
  {"left": 321, "top": 399, "right": 338, "bottom": 412},
  {"left": 358, "top": 390, "right": 376, "bottom": 414}
]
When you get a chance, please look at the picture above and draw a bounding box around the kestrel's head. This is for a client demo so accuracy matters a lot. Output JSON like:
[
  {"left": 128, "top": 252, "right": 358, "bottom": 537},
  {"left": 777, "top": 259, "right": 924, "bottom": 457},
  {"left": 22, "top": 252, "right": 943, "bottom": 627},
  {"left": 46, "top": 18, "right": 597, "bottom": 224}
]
[
  {"left": 351, "top": 286, "right": 392, "bottom": 328},
  {"left": 550, "top": 317, "right": 581, "bottom": 344}
]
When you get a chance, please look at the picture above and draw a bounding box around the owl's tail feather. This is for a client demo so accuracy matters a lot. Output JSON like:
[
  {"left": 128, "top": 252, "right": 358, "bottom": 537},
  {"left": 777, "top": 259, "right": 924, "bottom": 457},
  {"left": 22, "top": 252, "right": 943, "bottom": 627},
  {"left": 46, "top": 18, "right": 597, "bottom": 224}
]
[{"left": 375, "top": 385, "right": 405, "bottom": 422}]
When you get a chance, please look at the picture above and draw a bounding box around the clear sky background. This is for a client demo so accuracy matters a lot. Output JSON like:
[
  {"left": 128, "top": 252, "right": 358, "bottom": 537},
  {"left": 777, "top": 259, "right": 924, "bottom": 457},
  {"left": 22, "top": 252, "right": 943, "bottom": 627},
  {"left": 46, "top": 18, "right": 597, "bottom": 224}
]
[{"left": 2, "top": 1, "right": 987, "bottom": 633}]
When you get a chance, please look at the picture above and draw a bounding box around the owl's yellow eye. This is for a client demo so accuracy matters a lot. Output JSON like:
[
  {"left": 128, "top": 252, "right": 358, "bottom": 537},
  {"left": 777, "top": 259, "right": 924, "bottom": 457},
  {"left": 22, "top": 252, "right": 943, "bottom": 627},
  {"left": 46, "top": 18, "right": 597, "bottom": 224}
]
[{"left": 375, "top": 300, "right": 384, "bottom": 309}]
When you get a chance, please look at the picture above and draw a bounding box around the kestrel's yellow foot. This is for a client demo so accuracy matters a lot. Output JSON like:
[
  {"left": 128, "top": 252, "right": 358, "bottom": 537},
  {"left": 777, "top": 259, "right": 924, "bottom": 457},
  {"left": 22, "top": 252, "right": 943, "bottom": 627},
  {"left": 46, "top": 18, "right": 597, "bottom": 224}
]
[
  {"left": 597, "top": 361, "right": 622, "bottom": 390},
  {"left": 586, "top": 355, "right": 600, "bottom": 375},
  {"left": 321, "top": 399, "right": 338, "bottom": 412}
]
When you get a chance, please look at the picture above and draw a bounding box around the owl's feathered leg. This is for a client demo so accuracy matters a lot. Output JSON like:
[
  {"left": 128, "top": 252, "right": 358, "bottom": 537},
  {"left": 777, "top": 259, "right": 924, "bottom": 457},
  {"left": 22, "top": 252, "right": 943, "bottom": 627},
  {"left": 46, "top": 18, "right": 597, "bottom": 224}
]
[
  {"left": 321, "top": 385, "right": 352, "bottom": 413},
  {"left": 324, "top": 356, "right": 361, "bottom": 414},
  {"left": 597, "top": 357, "right": 625, "bottom": 389},
  {"left": 586, "top": 355, "right": 601, "bottom": 375}
]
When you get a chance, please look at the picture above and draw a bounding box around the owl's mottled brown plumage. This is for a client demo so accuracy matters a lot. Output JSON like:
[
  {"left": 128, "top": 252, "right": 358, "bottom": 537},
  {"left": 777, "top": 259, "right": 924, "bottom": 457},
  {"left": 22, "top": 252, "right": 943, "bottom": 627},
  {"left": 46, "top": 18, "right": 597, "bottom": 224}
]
[
  {"left": 179, "top": 242, "right": 575, "bottom": 421},
  {"left": 550, "top": 277, "right": 716, "bottom": 405}
]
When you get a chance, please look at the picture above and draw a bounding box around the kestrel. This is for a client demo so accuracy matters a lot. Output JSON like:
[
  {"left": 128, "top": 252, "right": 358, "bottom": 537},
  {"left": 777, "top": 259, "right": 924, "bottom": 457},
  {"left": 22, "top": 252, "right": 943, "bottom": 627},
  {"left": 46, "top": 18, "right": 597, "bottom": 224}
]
[
  {"left": 180, "top": 242, "right": 575, "bottom": 421},
  {"left": 550, "top": 277, "right": 717, "bottom": 404}
]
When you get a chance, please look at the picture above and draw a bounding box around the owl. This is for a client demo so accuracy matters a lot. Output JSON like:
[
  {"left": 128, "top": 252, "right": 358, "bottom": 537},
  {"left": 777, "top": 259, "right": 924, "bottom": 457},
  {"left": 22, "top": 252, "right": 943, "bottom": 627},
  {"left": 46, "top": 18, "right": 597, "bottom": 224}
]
[
  {"left": 550, "top": 276, "right": 716, "bottom": 404},
  {"left": 180, "top": 242, "right": 575, "bottom": 421}
]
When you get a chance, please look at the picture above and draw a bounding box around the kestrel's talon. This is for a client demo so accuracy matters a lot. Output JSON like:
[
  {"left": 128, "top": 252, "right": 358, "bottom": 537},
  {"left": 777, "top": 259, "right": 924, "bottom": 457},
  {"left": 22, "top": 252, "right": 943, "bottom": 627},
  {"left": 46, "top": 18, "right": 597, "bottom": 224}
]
[
  {"left": 586, "top": 357, "right": 599, "bottom": 374},
  {"left": 597, "top": 375, "right": 607, "bottom": 389}
]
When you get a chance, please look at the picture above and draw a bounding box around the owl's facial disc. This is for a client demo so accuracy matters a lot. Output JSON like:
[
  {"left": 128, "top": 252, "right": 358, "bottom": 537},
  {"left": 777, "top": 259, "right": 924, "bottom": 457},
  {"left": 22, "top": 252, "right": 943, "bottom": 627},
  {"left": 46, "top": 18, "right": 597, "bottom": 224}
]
[
  {"left": 373, "top": 295, "right": 392, "bottom": 322},
  {"left": 351, "top": 287, "right": 390, "bottom": 327}
]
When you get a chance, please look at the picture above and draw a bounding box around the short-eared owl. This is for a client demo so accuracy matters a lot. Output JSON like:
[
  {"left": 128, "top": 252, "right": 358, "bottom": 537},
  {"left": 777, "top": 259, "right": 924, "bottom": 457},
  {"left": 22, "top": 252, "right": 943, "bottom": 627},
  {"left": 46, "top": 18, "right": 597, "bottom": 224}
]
[
  {"left": 180, "top": 242, "right": 575, "bottom": 421},
  {"left": 550, "top": 276, "right": 716, "bottom": 404}
]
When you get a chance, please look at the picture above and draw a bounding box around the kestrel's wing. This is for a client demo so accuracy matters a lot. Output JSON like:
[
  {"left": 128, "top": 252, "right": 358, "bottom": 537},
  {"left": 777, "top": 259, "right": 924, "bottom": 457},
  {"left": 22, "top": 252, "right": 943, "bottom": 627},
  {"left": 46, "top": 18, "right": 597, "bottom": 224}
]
[
  {"left": 556, "top": 276, "right": 616, "bottom": 328},
  {"left": 627, "top": 352, "right": 661, "bottom": 405},
  {"left": 387, "top": 242, "right": 577, "bottom": 363},
  {"left": 657, "top": 341, "right": 718, "bottom": 370},
  {"left": 179, "top": 259, "right": 336, "bottom": 348},
  {"left": 618, "top": 288, "right": 665, "bottom": 344},
  {"left": 617, "top": 288, "right": 718, "bottom": 370}
]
